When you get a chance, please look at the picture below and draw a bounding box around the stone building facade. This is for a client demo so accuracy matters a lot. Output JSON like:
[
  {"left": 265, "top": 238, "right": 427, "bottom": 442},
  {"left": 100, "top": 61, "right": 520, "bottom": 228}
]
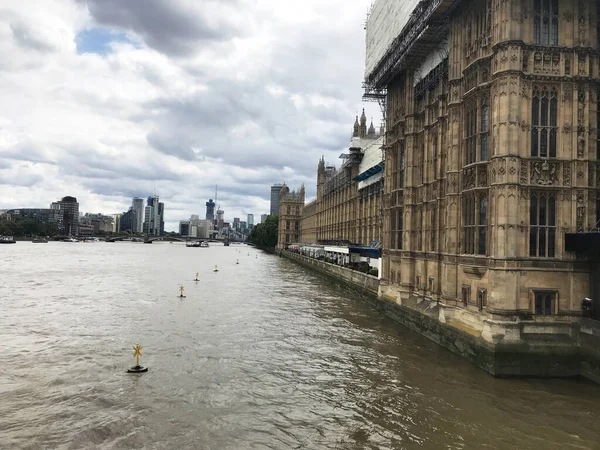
[
  {"left": 371, "top": 0, "right": 600, "bottom": 346},
  {"left": 277, "top": 184, "right": 305, "bottom": 248},
  {"left": 300, "top": 111, "right": 384, "bottom": 246}
]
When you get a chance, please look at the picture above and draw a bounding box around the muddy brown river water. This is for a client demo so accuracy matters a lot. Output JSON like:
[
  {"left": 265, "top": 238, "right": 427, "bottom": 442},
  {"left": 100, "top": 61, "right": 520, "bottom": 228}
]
[{"left": 1, "top": 242, "right": 599, "bottom": 449}]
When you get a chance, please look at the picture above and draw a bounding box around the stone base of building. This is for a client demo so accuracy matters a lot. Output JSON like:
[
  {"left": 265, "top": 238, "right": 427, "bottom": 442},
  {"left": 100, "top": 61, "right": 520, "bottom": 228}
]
[{"left": 280, "top": 250, "right": 600, "bottom": 383}]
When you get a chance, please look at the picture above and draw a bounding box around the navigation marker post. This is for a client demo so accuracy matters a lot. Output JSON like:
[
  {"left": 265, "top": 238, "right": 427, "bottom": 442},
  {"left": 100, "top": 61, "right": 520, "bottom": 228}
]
[
  {"left": 194, "top": 272, "right": 199, "bottom": 282},
  {"left": 179, "top": 285, "right": 186, "bottom": 298},
  {"left": 127, "top": 344, "right": 148, "bottom": 373},
  {"left": 214, "top": 265, "right": 219, "bottom": 273}
]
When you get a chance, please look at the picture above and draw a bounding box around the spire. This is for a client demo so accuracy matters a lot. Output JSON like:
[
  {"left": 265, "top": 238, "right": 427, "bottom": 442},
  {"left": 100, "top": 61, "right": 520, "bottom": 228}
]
[
  {"left": 359, "top": 108, "right": 367, "bottom": 138},
  {"left": 368, "top": 118, "right": 376, "bottom": 136},
  {"left": 353, "top": 115, "right": 359, "bottom": 137}
]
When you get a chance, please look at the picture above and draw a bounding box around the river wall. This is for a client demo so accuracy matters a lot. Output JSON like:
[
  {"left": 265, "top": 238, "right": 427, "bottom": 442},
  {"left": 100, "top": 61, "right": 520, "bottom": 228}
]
[{"left": 280, "top": 250, "right": 600, "bottom": 383}]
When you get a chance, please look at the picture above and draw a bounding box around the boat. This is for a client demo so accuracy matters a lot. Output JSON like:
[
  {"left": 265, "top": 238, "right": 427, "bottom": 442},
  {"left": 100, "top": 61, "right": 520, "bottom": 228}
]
[
  {"left": 186, "top": 241, "right": 201, "bottom": 248},
  {"left": 0, "top": 235, "right": 16, "bottom": 244},
  {"left": 63, "top": 237, "right": 79, "bottom": 242},
  {"left": 32, "top": 238, "right": 48, "bottom": 243},
  {"left": 200, "top": 241, "right": 209, "bottom": 248}
]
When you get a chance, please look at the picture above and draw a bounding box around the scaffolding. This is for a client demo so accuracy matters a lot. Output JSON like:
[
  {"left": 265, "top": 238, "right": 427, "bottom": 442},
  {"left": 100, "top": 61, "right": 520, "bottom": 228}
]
[{"left": 364, "top": 0, "right": 458, "bottom": 91}]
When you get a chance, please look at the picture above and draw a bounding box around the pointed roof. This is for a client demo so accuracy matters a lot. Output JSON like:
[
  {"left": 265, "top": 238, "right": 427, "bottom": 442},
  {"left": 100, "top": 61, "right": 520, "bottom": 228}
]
[{"left": 368, "top": 119, "right": 376, "bottom": 135}]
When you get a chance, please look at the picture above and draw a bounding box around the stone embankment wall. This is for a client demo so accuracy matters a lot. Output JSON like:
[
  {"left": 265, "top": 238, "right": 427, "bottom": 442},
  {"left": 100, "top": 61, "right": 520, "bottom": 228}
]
[
  {"left": 280, "top": 250, "right": 379, "bottom": 295},
  {"left": 280, "top": 249, "right": 600, "bottom": 383}
]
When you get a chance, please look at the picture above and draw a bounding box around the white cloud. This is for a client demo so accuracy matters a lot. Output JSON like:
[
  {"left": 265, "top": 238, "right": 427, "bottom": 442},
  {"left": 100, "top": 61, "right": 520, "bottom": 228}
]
[{"left": 0, "top": 0, "right": 381, "bottom": 230}]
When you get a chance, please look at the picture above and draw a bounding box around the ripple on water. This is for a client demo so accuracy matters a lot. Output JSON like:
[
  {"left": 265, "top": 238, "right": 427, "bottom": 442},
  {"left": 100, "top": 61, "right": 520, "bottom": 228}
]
[{"left": 1, "top": 244, "right": 600, "bottom": 449}]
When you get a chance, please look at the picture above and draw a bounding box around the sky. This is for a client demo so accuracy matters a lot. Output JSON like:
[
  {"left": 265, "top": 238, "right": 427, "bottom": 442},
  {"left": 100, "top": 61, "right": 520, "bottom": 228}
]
[{"left": 0, "top": 0, "right": 381, "bottom": 230}]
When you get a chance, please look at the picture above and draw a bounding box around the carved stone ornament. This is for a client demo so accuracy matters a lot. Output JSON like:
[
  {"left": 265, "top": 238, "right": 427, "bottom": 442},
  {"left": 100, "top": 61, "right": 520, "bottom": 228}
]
[
  {"left": 577, "top": 206, "right": 585, "bottom": 231},
  {"left": 478, "top": 165, "right": 488, "bottom": 187},
  {"left": 531, "top": 160, "right": 558, "bottom": 186},
  {"left": 577, "top": 170, "right": 584, "bottom": 179},
  {"left": 520, "top": 160, "right": 528, "bottom": 184},
  {"left": 509, "top": 166, "right": 516, "bottom": 175},
  {"left": 463, "top": 167, "right": 476, "bottom": 190},
  {"left": 563, "top": 164, "right": 571, "bottom": 187},
  {"left": 577, "top": 190, "right": 585, "bottom": 205}
]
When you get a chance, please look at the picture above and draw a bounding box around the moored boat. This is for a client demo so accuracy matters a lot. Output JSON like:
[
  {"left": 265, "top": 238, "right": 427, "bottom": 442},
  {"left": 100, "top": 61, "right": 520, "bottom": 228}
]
[
  {"left": 32, "top": 237, "right": 48, "bottom": 243},
  {"left": 200, "top": 241, "right": 209, "bottom": 248},
  {"left": 0, "top": 235, "right": 16, "bottom": 244}
]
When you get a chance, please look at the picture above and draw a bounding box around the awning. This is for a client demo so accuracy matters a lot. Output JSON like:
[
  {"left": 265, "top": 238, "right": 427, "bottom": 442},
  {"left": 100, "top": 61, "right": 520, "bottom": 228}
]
[
  {"left": 349, "top": 247, "right": 381, "bottom": 258},
  {"left": 353, "top": 161, "right": 384, "bottom": 182}
]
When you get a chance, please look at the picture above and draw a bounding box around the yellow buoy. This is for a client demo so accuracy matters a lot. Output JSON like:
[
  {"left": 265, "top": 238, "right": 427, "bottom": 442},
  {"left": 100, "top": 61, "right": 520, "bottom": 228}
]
[{"left": 127, "top": 344, "right": 148, "bottom": 373}]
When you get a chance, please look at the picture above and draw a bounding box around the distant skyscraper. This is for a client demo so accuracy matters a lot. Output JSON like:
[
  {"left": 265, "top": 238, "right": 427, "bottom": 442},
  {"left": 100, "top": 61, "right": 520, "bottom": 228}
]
[
  {"left": 179, "top": 220, "right": 190, "bottom": 236},
  {"left": 270, "top": 184, "right": 284, "bottom": 216},
  {"left": 260, "top": 214, "right": 268, "bottom": 223},
  {"left": 120, "top": 208, "right": 136, "bottom": 232},
  {"left": 247, "top": 214, "right": 254, "bottom": 229},
  {"left": 216, "top": 208, "right": 224, "bottom": 229},
  {"left": 132, "top": 197, "right": 144, "bottom": 233},
  {"left": 144, "top": 195, "right": 164, "bottom": 236},
  {"left": 205, "top": 199, "right": 216, "bottom": 221},
  {"left": 50, "top": 196, "right": 79, "bottom": 236}
]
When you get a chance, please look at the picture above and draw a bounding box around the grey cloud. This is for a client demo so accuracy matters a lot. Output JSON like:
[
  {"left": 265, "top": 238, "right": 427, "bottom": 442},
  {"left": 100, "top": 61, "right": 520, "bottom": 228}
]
[
  {"left": 0, "top": 170, "right": 43, "bottom": 187},
  {"left": 1, "top": 140, "right": 57, "bottom": 165},
  {"left": 10, "top": 21, "right": 56, "bottom": 52},
  {"left": 79, "top": 0, "right": 245, "bottom": 55}
]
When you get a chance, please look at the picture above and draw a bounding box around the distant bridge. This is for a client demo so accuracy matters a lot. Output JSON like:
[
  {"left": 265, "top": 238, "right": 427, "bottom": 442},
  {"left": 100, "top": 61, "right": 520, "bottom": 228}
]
[{"left": 104, "top": 236, "right": 243, "bottom": 244}]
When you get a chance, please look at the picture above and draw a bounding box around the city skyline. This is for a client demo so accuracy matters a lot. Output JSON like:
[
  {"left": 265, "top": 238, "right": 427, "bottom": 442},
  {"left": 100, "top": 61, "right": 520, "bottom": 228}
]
[{"left": 0, "top": 1, "right": 380, "bottom": 232}]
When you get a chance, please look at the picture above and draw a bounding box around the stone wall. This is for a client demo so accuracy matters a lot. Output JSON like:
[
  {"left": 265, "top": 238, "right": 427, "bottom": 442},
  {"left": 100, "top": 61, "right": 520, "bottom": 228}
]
[{"left": 280, "top": 250, "right": 379, "bottom": 295}]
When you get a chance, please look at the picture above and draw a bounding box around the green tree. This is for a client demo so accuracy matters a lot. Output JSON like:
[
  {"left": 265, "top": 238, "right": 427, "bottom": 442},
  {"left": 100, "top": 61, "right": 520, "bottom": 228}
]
[{"left": 248, "top": 215, "right": 278, "bottom": 249}]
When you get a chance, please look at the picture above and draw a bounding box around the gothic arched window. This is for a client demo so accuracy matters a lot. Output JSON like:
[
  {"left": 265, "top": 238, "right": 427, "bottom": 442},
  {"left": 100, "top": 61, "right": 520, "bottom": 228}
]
[
  {"left": 530, "top": 192, "right": 556, "bottom": 257},
  {"left": 531, "top": 87, "right": 557, "bottom": 158},
  {"left": 534, "top": 0, "right": 558, "bottom": 46}
]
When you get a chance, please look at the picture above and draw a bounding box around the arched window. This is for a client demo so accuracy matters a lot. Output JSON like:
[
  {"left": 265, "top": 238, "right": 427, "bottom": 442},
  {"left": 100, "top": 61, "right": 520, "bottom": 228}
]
[
  {"left": 531, "top": 88, "right": 557, "bottom": 157},
  {"left": 530, "top": 192, "right": 556, "bottom": 257},
  {"left": 534, "top": 0, "right": 558, "bottom": 46},
  {"left": 463, "top": 195, "right": 487, "bottom": 255},
  {"left": 480, "top": 98, "right": 489, "bottom": 161},
  {"left": 478, "top": 197, "right": 487, "bottom": 255}
]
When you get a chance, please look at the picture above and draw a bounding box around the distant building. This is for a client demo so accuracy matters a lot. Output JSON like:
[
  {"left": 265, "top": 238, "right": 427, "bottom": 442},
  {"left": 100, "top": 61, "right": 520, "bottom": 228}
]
[
  {"left": 113, "top": 213, "right": 122, "bottom": 233},
  {"left": 144, "top": 196, "right": 164, "bottom": 236},
  {"left": 179, "top": 220, "right": 190, "bottom": 236},
  {"left": 6, "top": 208, "right": 62, "bottom": 227},
  {"left": 216, "top": 208, "right": 224, "bottom": 230},
  {"left": 81, "top": 213, "right": 114, "bottom": 234},
  {"left": 260, "top": 214, "right": 268, "bottom": 224},
  {"left": 205, "top": 199, "right": 216, "bottom": 221},
  {"left": 120, "top": 209, "right": 136, "bottom": 232},
  {"left": 233, "top": 217, "right": 240, "bottom": 230},
  {"left": 50, "top": 196, "right": 79, "bottom": 236},
  {"left": 270, "top": 184, "right": 284, "bottom": 216},
  {"left": 247, "top": 214, "right": 254, "bottom": 229},
  {"left": 132, "top": 197, "right": 144, "bottom": 233},
  {"left": 277, "top": 185, "right": 304, "bottom": 248}
]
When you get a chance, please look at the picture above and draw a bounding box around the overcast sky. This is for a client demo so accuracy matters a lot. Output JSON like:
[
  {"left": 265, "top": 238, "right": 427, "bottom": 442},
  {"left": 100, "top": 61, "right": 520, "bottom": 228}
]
[{"left": 0, "top": 0, "right": 381, "bottom": 230}]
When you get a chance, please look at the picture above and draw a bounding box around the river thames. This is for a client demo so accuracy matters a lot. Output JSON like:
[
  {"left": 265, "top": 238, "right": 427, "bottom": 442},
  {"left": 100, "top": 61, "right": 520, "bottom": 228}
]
[{"left": 1, "top": 242, "right": 599, "bottom": 449}]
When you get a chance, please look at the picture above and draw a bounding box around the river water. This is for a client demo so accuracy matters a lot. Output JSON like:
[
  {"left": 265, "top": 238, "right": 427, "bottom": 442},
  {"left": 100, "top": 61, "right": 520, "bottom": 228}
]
[{"left": 1, "top": 242, "right": 599, "bottom": 450}]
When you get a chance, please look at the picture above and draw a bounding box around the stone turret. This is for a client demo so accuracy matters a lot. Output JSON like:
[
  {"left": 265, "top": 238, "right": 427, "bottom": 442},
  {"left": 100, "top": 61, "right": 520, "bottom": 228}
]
[
  {"left": 368, "top": 119, "right": 376, "bottom": 136},
  {"left": 359, "top": 108, "right": 367, "bottom": 137},
  {"left": 353, "top": 115, "right": 360, "bottom": 137}
]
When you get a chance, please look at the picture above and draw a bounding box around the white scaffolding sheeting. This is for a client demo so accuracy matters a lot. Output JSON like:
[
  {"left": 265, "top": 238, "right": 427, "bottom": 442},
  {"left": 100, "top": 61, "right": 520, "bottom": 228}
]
[
  {"left": 365, "top": 0, "right": 421, "bottom": 80},
  {"left": 413, "top": 36, "right": 449, "bottom": 86}
]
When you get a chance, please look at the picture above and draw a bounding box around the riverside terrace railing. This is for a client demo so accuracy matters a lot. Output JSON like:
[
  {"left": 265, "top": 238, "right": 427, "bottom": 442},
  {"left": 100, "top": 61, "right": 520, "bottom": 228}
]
[{"left": 364, "top": 0, "right": 458, "bottom": 91}]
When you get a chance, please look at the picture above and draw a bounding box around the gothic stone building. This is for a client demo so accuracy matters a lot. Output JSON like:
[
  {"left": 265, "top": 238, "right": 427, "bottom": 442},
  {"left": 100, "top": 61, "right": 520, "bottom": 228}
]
[
  {"left": 277, "top": 184, "right": 305, "bottom": 248},
  {"left": 300, "top": 111, "right": 385, "bottom": 246},
  {"left": 366, "top": 0, "right": 600, "bottom": 375}
]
